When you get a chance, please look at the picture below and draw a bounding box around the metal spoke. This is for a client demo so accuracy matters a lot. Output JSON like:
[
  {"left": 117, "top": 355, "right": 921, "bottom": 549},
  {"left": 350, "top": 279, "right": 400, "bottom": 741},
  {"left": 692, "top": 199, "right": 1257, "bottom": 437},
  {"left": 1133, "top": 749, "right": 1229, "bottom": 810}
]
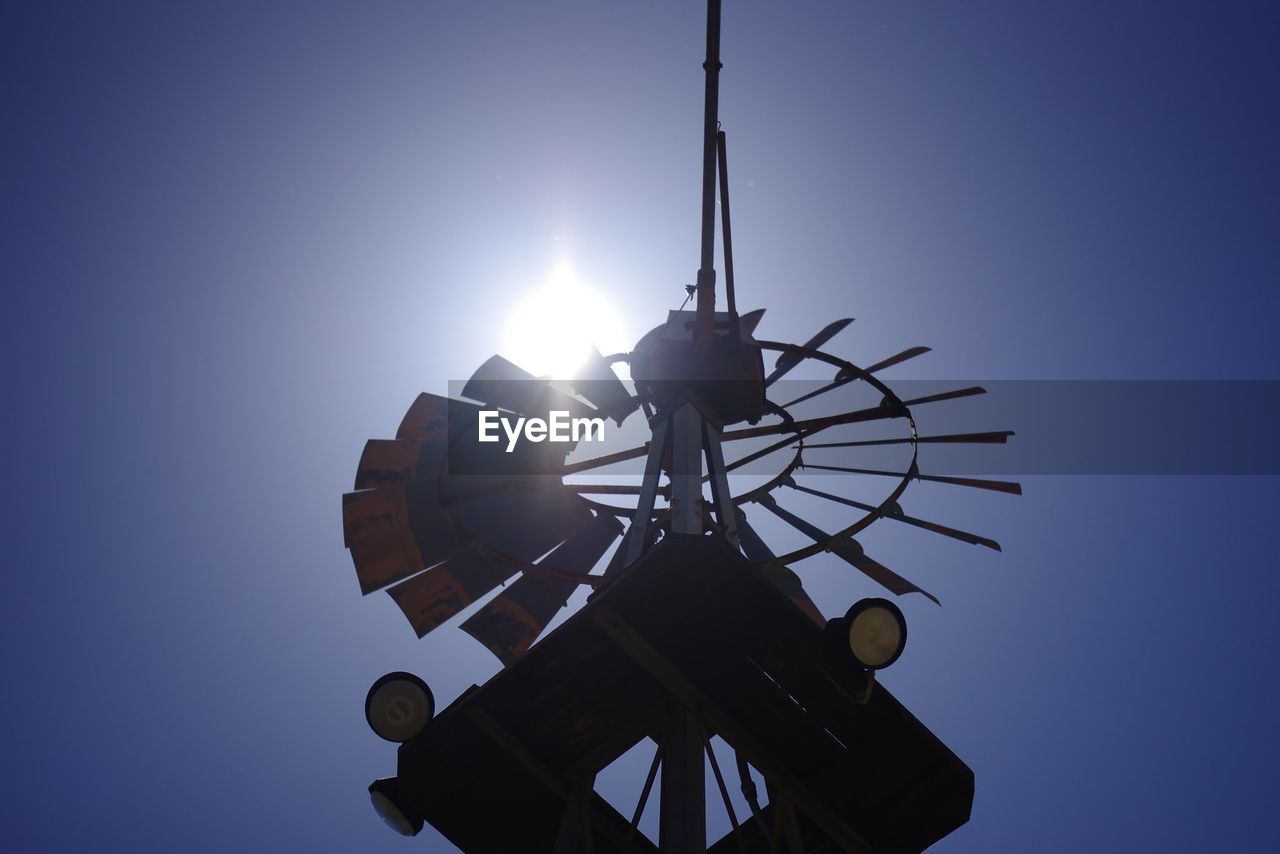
[
  {"left": 781, "top": 346, "right": 931, "bottom": 409},
  {"left": 802, "top": 430, "right": 1014, "bottom": 449},
  {"left": 765, "top": 318, "right": 853, "bottom": 385},
  {"left": 787, "top": 481, "right": 1001, "bottom": 550},
  {"left": 803, "top": 463, "right": 1023, "bottom": 495},
  {"left": 902, "top": 385, "right": 986, "bottom": 406}
]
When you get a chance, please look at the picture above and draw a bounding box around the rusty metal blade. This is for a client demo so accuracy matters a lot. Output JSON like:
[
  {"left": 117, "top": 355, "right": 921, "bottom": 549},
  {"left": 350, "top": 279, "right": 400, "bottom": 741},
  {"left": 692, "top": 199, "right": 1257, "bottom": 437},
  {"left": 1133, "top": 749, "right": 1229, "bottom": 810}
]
[
  {"left": 397, "top": 392, "right": 451, "bottom": 441},
  {"left": 833, "top": 543, "right": 940, "bottom": 605},
  {"left": 902, "top": 386, "right": 987, "bottom": 406},
  {"left": 736, "top": 509, "right": 825, "bottom": 624},
  {"left": 461, "top": 513, "right": 623, "bottom": 664},
  {"left": 342, "top": 485, "right": 412, "bottom": 547},
  {"left": 802, "top": 463, "right": 1023, "bottom": 495},
  {"left": 786, "top": 482, "right": 1001, "bottom": 550},
  {"left": 803, "top": 430, "right": 1015, "bottom": 449},
  {"left": 348, "top": 531, "right": 427, "bottom": 595},
  {"left": 756, "top": 496, "right": 939, "bottom": 604},
  {"left": 461, "top": 354, "right": 592, "bottom": 418},
  {"left": 354, "top": 439, "right": 421, "bottom": 489},
  {"left": 765, "top": 318, "right": 853, "bottom": 385},
  {"left": 386, "top": 549, "right": 518, "bottom": 638},
  {"left": 396, "top": 392, "right": 486, "bottom": 443},
  {"left": 860, "top": 346, "right": 931, "bottom": 376},
  {"left": 343, "top": 486, "right": 427, "bottom": 593},
  {"left": 570, "top": 347, "right": 637, "bottom": 426},
  {"left": 446, "top": 479, "right": 592, "bottom": 561}
]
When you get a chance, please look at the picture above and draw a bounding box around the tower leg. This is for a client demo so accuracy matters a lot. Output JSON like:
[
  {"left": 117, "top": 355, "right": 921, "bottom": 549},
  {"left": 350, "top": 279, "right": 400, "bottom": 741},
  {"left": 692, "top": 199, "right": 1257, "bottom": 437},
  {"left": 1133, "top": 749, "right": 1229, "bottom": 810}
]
[
  {"left": 552, "top": 776, "right": 596, "bottom": 854},
  {"left": 659, "top": 708, "right": 706, "bottom": 853},
  {"left": 620, "top": 421, "right": 672, "bottom": 568},
  {"left": 670, "top": 403, "right": 705, "bottom": 535},
  {"left": 702, "top": 419, "right": 738, "bottom": 545}
]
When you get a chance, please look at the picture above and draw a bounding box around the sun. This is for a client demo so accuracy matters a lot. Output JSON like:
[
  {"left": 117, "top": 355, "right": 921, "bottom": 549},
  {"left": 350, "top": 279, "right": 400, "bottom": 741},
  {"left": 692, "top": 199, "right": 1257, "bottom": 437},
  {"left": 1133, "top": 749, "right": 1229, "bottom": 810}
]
[{"left": 501, "top": 262, "right": 626, "bottom": 379}]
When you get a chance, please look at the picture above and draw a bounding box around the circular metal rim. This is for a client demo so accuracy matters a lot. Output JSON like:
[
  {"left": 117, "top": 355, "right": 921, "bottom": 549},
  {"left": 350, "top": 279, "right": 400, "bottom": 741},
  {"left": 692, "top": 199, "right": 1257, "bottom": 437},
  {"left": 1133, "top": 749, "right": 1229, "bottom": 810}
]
[{"left": 433, "top": 339, "right": 920, "bottom": 571}]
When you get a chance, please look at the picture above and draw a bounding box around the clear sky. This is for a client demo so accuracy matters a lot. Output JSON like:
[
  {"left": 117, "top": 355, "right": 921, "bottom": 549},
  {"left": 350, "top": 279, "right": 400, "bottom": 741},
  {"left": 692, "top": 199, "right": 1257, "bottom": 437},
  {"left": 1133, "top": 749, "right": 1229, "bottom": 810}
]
[{"left": 3, "top": 1, "right": 1278, "bottom": 852}]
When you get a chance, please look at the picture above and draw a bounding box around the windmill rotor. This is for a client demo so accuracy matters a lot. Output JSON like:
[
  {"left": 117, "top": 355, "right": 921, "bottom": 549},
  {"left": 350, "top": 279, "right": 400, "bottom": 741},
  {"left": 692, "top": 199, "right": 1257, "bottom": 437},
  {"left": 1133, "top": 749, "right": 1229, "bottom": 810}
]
[{"left": 344, "top": 324, "right": 1016, "bottom": 658}]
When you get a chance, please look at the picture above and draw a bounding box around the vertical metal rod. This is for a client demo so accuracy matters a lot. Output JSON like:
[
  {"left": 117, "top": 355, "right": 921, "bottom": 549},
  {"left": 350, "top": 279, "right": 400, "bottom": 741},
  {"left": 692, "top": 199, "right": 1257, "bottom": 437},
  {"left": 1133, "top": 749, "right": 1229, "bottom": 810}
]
[
  {"left": 621, "top": 743, "right": 663, "bottom": 854},
  {"left": 704, "top": 737, "right": 747, "bottom": 854},
  {"left": 552, "top": 791, "right": 582, "bottom": 854},
  {"left": 778, "top": 797, "right": 805, "bottom": 853},
  {"left": 764, "top": 779, "right": 804, "bottom": 854},
  {"left": 580, "top": 784, "right": 597, "bottom": 854},
  {"left": 735, "top": 752, "right": 773, "bottom": 843},
  {"left": 670, "top": 403, "right": 705, "bottom": 535},
  {"left": 660, "top": 708, "right": 706, "bottom": 853},
  {"left": 695, "top": 0, "right": 723, "bottom": 338},
  {"left": 716, "top": 130, "right": 740, "bottom": 341}
]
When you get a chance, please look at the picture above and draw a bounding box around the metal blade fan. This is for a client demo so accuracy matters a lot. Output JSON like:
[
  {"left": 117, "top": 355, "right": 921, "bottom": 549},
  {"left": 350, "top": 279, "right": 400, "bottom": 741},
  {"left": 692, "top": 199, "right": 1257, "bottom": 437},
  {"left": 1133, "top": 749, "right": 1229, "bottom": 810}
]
[
  {"left": 343, "top": 356, "right": 640, "bottom": 664},
  {"left": 344, "top": 312, "right": 1017, "bottom": 664}
]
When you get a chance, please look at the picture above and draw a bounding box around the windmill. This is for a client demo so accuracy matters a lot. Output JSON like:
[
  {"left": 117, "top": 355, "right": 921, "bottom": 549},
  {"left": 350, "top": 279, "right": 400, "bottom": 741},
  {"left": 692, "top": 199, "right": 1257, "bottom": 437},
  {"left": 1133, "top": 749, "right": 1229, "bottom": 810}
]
[{"left": 344, "top": 2, "right": 1017, "bottom": 851}]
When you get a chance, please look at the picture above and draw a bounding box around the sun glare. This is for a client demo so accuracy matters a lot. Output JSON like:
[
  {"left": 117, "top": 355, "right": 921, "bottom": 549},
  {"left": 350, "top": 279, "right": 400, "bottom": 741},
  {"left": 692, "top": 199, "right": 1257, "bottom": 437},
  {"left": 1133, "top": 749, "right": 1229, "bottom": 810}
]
[{"left": 501, "top": 262, "right": 626, "bottom": 379}]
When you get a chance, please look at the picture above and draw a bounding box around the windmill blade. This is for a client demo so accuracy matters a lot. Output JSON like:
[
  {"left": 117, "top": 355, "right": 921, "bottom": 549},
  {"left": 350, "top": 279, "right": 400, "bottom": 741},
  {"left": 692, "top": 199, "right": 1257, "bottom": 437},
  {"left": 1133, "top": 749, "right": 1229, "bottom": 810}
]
[
  {"left": 736, "top": 509, "right": 825, "bottom": 625},
  {"left": 857, "top": 346, "right": 931, "bottom": 377},
  {"left": 461, "top": 354, "right": 592, "bottom": 418},
  {"left": 755, "top": 495, "right": 938, "bottom": 604},
  {"left": 738, "top": 308, "right": 766, "bottom": 335},
  {"left": 348, "top": 391, "right": 487, "bottom": 593},
  {"left": 354, "top": 439, "right": 421, "bottom": 489},
  {"left": 343, "top": 485, "right": 410, "bottom": 548},
  {"left": 765, "top": 318, "right": 854, "bottom": 385},
  {"left": 432, "top": 393, "right": 595, "bottom": 559},
  {"left": 803, "top": 463, "right": 1023, "bottom": 495},
  {"left": 462, "top": 512, "right": 624, "bottom": 664},
  {"left": 447, "top": 480, "right": 593, "bottom": 562},
  {"left": 803, "top": 430, "right": 1015, "bottom": 449},
  {"left": 570, "top": 346, "right": 638, "bottom": 426},
  {"left": 782, "top": 346, "right": 930, "bottom": 409},
  {"left": 343, "top": 486, "right": 428, "bottom": 594},
  {"left": 396, "top": 392, "right": 467, "bottom": 441},
  {"left": 386, "top": 548, "right": 519, "bottom": 639},
  {"left": 786, "top": 481, "right": 1001, "bottom": 550},
  {"left": 902, "top": 386, "right": 987, "bottom": 407}
]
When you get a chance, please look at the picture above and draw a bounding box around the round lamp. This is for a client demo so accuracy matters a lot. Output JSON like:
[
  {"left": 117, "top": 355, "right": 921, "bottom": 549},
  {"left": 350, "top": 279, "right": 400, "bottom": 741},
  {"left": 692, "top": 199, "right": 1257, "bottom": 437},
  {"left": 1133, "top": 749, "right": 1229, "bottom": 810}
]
[
  {"left": 368, "top": 778, "right": 423, "bottom": 836},
  {"left": 365, "top": 671, "right": 435, "bottom": 743},
  {"left": 843, "top": 597, "right": 907, "bottom": 670}
]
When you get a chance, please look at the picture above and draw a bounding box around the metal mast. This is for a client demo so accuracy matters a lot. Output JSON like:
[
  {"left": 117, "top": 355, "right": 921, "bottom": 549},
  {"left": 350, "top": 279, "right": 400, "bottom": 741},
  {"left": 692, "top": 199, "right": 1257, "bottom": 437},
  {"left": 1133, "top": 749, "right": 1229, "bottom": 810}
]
[{"left": 694, "top": 0, "right": 723, "bottom": 342}]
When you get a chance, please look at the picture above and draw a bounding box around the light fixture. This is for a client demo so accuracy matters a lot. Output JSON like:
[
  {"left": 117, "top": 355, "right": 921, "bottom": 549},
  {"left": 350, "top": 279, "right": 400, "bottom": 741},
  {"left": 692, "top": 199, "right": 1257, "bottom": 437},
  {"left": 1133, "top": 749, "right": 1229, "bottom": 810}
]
[
  {"left": 831, "top": 598, "right": 908, "bottom": 671},
  {"left": 365, "top": 671, "right": 435, "bottom": 743},
  {"left": 368, "top": 777, "right": 423, "bottom": 837}
]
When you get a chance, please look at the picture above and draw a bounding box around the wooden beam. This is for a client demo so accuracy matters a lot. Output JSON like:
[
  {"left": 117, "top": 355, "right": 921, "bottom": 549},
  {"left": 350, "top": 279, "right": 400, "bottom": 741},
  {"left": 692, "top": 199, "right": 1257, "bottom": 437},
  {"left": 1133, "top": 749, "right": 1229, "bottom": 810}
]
[
  {"left": 593, "top": 607, "right": 874, "bottom": 854},
  {"left": 660, "top": 707, "right": 706, "bottom": 853},
  {"left": 466, "top": 707, "right": 568, "bottom": 798}
]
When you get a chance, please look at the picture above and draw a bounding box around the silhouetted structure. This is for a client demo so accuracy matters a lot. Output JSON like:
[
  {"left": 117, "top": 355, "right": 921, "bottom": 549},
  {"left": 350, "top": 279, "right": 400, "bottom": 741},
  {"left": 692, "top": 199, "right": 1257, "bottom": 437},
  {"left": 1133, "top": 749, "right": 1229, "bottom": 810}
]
[{"left": 344, "top": 2, "right": 1015, "bottom": 850}]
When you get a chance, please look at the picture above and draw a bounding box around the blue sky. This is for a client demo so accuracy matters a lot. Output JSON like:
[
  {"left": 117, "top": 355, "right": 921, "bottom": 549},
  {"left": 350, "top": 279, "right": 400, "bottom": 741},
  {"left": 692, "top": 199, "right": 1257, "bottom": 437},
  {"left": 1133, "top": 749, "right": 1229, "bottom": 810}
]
[{"left": 3, "top": 2, "right": 1278, "bottom": 852}]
